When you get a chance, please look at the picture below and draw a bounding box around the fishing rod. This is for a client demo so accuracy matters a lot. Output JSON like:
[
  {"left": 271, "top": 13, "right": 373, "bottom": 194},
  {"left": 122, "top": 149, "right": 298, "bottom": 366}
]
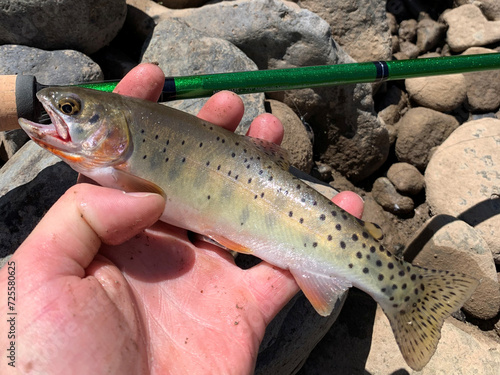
[{"left": 1, "top": 53, "right": 499, "bottom": 131}]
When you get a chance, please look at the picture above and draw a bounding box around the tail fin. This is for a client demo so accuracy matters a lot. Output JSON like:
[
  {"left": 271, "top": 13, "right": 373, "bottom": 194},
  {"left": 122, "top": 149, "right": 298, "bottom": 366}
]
[{"left": 381, "top": 267, "right": 479, "bottom": 371}]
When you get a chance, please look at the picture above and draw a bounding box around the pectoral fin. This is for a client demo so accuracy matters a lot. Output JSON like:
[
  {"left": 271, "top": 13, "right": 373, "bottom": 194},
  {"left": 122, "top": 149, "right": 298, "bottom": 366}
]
[{"left": 291, "top": 269, "right": 351, "bottom": 316}]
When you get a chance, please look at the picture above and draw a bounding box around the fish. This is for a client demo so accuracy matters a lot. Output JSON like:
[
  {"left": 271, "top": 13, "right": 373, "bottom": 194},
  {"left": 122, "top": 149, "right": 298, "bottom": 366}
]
[{"left": 19, "top": 87, "right": 479, "bottom": 371}]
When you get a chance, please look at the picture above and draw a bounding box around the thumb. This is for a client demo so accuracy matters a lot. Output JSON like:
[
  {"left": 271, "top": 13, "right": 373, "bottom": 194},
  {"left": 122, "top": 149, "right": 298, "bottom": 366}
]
[{"left": 15, "top": 184, "right": 165, "bottom": 280}]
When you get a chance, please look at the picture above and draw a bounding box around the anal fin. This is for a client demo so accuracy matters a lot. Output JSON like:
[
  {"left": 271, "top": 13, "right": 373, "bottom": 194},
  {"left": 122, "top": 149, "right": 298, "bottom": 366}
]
[{"left": 291, "top": 269, "right": 352, "bottom": 316}]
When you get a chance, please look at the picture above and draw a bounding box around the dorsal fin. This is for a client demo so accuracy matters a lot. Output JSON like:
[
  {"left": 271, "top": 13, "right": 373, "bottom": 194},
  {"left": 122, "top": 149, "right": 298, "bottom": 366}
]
[{"left": 245, "top": 136, "right": 290, "bottom": 171}]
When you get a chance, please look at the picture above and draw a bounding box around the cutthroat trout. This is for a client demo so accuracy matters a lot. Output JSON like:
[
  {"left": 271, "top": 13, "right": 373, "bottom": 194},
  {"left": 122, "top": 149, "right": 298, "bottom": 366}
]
[{"left": 19, "top": 87, "right": 478, "bottom": 370}]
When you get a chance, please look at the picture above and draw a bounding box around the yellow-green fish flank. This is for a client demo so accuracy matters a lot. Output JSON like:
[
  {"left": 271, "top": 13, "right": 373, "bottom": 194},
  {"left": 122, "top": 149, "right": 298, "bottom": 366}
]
[{"left": 19, "top": 88, "right": 479, "bottom": 371}]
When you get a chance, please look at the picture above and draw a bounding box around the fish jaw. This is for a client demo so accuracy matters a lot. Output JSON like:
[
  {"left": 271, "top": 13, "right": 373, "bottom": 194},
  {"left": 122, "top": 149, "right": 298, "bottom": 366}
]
[{"left": 19, "top": 117, "right": 86, "bottom": 166}]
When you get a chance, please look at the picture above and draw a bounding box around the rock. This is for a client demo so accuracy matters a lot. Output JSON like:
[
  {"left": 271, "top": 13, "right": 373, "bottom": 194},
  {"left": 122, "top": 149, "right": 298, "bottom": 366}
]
[
  {"left": 456, "top": 0, "right": 500, "bottom": 21},
  {"left": 375, "top": 84, "right": 409, "bottom": 126},
  {"left": 141, "top": 18, "right": 265, "bottom": 133},
  {"left": 425, "top": 118, "right": 500, "bottom": 263},
  {"left": 398, "top": 18, "right": 418, "bottom": 42},
  {"left": 0, "top": 45, "right": 103, "bottom": 85},
  {"left": 405, "top": 73, "right": 467, "bottom": 112},
  {"left": 479, "top": 0, "right": 500, "bottom": 20},
  {"left": 156, "top": 0, "right": 389, "bottom": 181},
  {"left": 398, "top": 40, "right": 420, "bottom": 58},
  {"left": 405, "top": 216, "right": 500, "bottom": 320},
  {"left": 416, "top": 14, "right": 447, "bottom": 53},
  {"left": 0, "top": 141, "right": 77, "bottom": 260},
  {"left": 266, "top": 100, "right": 313, "bottom": 173},
  {"left": 296, "top": 0, "right": 392, "bottom": 61},
  {"left": 372, "top": 177, "right": 414, "bottom": 216},
  {"left": 387, "top": 11, "right": 398, "bottom": 35},
  {"left": 0, "top": 130, "right": 29, "bottom": 163},
  {"left": 0, "top": 0, "right": 127, "bottom": 55},
  {"left": 299, "top": 289, "right": 500, "bottom": 374},
  {"left": 395, "top": 107, "right": 459, "bottom": 170},
  {"left": 443, "top": 4, "right": 500, "bottom": 52},
  {"left": 387, "top": 162, "right": 425, "bottom": 196},
  {"left": 462, "top": 47, "right": 500, "bottom": 112},
  {"left": 163, "top": 0, "right": 209, "bottom": 8},
  {"left": 365, "top": 306, "right": 500, "bottom": 374}
]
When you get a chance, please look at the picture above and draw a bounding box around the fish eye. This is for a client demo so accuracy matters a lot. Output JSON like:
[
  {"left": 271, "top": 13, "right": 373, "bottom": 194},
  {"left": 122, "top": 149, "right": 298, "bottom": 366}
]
[{"left": 58, "top": 97, "right": 81, "bottom": 116}]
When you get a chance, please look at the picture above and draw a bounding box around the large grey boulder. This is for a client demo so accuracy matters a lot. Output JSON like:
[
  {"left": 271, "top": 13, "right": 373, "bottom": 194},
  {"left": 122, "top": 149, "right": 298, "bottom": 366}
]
[
  {"left": 0, "top": 0, "right": 127, "bottom": 54},
  {"left": 0, "top": 45, "right": 103, "bottom": 85},
  {"left": 159, "top": 0, "right": 388, "bottom": 181}
]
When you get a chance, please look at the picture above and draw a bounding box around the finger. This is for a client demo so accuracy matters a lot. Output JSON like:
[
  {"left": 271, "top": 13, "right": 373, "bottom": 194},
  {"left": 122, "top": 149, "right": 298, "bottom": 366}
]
[
  {"left": 243, "top": 262, "right": 299, "bottom": 325},
  {"left": 113, "top": 63, "right": 165, "bottom": 102},
  {"left": 332, "top": 191, "right": 364, "bottom": 219},
  {"left": 246, "top": 113, "right": 284, "bottom": 145},
  {"left": 15, "top": 184, "right": 165, "bottom": 280},
  {"left": 197, "top": 91, "right": 244, "bottom": 131}
]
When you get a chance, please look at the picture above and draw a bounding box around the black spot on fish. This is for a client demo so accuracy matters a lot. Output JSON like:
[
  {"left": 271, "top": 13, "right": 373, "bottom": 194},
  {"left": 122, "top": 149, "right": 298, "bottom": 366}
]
[
  {"left": 163, "top": 148, "right": 166, "bottom": 153},
  {"left": 143, "top": 155, "right": 147, "bottom": 159},
  {"left": 140, "top": 129, "right": 145, "bottom": 134},
  {"left": 166, "top": 140, "right": 169, "bottom": 145},
  {"left": 260, "top": 193, "right": 265, "bottom": 198},
  {"left": 228, "top": 171, "right": 232, "bottom": 176},
  {"left": 313, "top": 201, "right": 317, "bottom": 206},
  {"left": 356, "top": 252, "right": 362, "bottom": 258},
  {"left": 182, "top": 140, "right": 185, "bottom": 145},
  {"left": 342, "top": 214, "right": 348, "bottom": 220},
  {"left": 181, "top": 157, "right": 186, "bottom": 163},
  {"left": 259, "top": 170, "right": 263, "bottom": 175},
  {"left": 155, "top": 134, "right": 159, "bottom": 140},
  {"left": 327, "top": 235, "right": 332, "bottom": 241},
  {"left": 402, "top": 283, "right": 407, "bottom": 290},
  {"left": 296, "top": 184, "right": 301, "bottom": 190},
  {"left": 222, "top": 139, "right": 225, "bottom": 144},
  {"left": 376, "top": 260, "right": 382, "bottom": 267},
  {"left": 319, "top": 214, "right": 326, "bottom": 221},
  {"left": 370, "top": 246, "right": 376, "bottom": 253},
  {"left": 349, "top": 263, "right": 353, "bottom": 268},
  {"left": 399, "top": 270, "right": 405, "bottom": 277},
  {"left": 199, "top": 142, "right": 203, "bottom": 147},
  {"left": 335, "top": 224, "right": 341, "bottom": 231},
  {"left": 89, "top": 113, "right": 99, "bottom": 124},
  {"left": 388, "top": 263, "right": 394, "bottom": 269},
  {"left": 363, "top": 268, "right": 369, "bottom": 274},
  {"left": 362, "top": 232, "right": 369, "bottom": 239},
  {"left": 248, "top": 178, "right": 252, "bottom": 184},
  {"left": 312, "top": 242, "right": 318, "bottom": 248},
  {"left": 288, "top": 211, "right": 293, "bottom": 217},
  {"left": 404, "top": 296, "right": 410, "bottom": 302},
  {"left": 231, "top": 152, "right": 236, "bottom": 157},
  {"left": 216, "top": 137, "right": 220, "bottom": 141},
  {"left": 207, "top": 195, "right": 211, "bottom": 200},
  {"left": 268, "top": 176, "right": 273, "bottom": 181},
  {"left": 142, "top": 139, "right": 146, "bottom": 143},
  {"left": 235, "top": 142, "right": 239, "bottom": 146},
  {"left": 340, "top": 241, "right": 346, "bottom": 248},
  {"left": 411, "top": 274, "right": 417, "bottom": 281},
  {"left": 378, "top": 274, "right": 384, "bottom": 281},
  {"left": 165, "top": 158, "right": 169, "bottom": 162},
  {"left": 299, "top": 218, "right": 304, "bottom": 224},
  {"left": 206, "top": 161, "right": 210, "bottom": 166},
  {"left": 254, "top": 195, "right": 258, "bottom": 199},
  {"left": 352, "top": 234, "right": 358, "bottom": 241},
  {"left": 234, "top": 175, "right": 239, "bottom": 180},
  {"left": 331, "top": 210, "right": 337, "bottom": 217}
]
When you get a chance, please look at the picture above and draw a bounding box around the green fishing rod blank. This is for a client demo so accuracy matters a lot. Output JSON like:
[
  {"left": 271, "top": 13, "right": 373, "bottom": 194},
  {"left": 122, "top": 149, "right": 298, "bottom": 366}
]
[
  {"left": 74, "top": 53, "right": 500, "bottom": 101},
  {"left": 76, "top": 53, "right": 500, "bottom": 101},
  {"left": 1, "top": 53, "right": 499, "bottom": 131}
]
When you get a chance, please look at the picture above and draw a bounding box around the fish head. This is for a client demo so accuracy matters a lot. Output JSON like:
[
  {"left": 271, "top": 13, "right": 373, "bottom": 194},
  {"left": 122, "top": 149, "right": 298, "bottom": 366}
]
[{"left": 19, "top": 87, "right": 131, "bottom": 173}]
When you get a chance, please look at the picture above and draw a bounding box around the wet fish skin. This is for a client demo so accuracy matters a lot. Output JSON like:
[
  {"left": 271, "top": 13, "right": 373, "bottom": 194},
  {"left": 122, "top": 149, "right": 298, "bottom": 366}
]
[{"left": 19, "top": 88, "right": 479, "bottom": 371}]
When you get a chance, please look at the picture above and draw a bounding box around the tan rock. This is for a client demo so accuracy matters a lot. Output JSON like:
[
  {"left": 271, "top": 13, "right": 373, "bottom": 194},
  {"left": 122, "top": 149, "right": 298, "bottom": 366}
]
[
  {"left": 266, "top": 99, "right": 313, "bottom": 173},
  {"left": 405, "top": 217, "right": 500, "bottom": 320},
  {"left": 425, "top": 118, "right": 500, "bottom": 263},
  {"left": 365, "top": 306, "right": 500, "bottom": 374},
  {"left": 405, "top": 74, "right": 467, "bottom": 112},
  {"left": 462, "top": 47, "right": 500, "bottom": 112},
  {"left": 395, "top": 107, "right": 459, "bottom": 170},
  {"left": 387, "top": 162, "right": 425, "bottom": 196},
  {"left": 443, "top": 4, "right": 500, "bottom": 52}
]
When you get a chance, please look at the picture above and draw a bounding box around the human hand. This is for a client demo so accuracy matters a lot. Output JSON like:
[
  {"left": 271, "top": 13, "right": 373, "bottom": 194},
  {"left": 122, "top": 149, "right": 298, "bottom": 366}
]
[{"left": 0, "top": 64, "right": 364, "bottom": 374}]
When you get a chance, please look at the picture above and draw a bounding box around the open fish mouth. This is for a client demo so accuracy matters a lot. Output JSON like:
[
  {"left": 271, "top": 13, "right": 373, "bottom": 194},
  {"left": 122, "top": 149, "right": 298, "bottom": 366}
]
[{"left": 18, "top": 102, "right": 81, "bottom": 160}]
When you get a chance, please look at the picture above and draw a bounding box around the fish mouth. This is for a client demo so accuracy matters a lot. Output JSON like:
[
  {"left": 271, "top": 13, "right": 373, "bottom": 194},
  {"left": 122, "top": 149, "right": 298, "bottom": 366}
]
[{"left": 18, "top": 101, "right": 78, "bottom": 159}]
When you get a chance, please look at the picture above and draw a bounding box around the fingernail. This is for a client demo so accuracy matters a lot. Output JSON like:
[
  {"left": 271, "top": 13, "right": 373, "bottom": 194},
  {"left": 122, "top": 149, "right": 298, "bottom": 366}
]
[{"left": 124, "top": 191, "right": 159, "bottom": 198}]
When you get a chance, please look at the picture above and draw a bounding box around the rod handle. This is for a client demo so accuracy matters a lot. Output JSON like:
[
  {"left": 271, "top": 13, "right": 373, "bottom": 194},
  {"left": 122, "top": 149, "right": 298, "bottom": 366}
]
[{"left": 0, "top": 75, "right": 37, "bottom": 132}]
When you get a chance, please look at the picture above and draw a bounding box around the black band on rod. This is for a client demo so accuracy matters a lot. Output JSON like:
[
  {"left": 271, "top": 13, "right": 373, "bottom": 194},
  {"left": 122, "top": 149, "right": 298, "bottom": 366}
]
[{"left": 373, "top": 61, "right": 389, "bottom": 82}]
